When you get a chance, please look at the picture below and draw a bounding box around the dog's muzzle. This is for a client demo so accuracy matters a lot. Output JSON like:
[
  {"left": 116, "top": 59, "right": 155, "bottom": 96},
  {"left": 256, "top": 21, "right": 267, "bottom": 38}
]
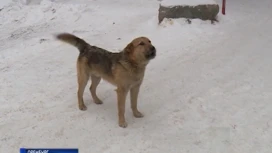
[{"left": 146, "top": 46, "right": 156, "bottom": 59}]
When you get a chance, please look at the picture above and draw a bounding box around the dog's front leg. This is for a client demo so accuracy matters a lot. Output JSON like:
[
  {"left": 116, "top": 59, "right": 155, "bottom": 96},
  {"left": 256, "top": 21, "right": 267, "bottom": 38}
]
[
  {"left": 130, "top": 84, "right": 144, "bottom": 118},
  {"left": 117, "top": 86, "right": 129, "bottom": 128}
]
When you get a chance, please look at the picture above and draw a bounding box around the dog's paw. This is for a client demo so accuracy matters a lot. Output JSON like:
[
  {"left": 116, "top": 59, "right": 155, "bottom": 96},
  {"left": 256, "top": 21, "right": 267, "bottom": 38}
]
[
  {"left": 79, "top": 104, "right": 87, "bottom": 111},
  {"left": 94, "top": 99, "right": 103, "bottom": 105},
  {"left": 133, "top": 111, "right": 144, "bottom": 118},
  {"left": 119, "top": 121, "right": 128, "bottom": 128}
]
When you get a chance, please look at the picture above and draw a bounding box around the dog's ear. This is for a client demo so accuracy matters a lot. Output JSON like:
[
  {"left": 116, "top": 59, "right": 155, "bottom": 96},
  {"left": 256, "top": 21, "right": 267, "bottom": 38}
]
[{"left": 124, "top": 43, "right": 134, "bottom": 54}]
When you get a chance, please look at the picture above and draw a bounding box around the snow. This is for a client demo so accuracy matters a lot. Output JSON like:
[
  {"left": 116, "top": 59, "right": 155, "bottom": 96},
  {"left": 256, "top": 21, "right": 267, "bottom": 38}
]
[
  {"left": 1, "top": 0, "right": 272, "bottom": 153},
  {"left": 160, "top": 0, "right": 217, "bottom": 7},
  {"left": 0, "top": 0, "right": 11, "bottom": 9}
]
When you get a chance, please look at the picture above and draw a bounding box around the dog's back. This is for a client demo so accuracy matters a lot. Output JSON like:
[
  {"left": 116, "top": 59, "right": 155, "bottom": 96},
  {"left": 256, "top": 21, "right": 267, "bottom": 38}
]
[{"left": 55, "top": 33, "right": 122, "bottom": 77}]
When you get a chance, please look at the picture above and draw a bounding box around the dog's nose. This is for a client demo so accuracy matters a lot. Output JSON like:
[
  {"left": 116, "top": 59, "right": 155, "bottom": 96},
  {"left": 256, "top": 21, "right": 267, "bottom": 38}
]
[{"left": 150, "top": 46, "right": 155, "bottom": 51}]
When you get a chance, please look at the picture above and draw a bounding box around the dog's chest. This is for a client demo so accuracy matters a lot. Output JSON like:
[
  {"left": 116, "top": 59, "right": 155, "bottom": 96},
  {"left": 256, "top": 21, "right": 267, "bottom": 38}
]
[
  {"left": 131, "top": 74, "right": 143, "bottom": 82},
  {"left": 128, "top": 71, "right": 145, "bottom": 85},
  {"left": 112, "top": 62, "right": 145, "bottom": 84}
]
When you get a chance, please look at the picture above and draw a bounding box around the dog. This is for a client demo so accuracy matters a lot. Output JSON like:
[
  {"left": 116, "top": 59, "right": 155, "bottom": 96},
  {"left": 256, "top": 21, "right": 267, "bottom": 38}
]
[{"left": 55, "top": 33, "right": 156, "bottom": 128}]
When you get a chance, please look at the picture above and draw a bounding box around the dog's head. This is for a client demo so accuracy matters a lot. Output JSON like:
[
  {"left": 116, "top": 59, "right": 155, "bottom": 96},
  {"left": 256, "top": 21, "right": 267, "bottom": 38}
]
[{"left": 124, "top": 37, "right": 156, "bottom": 64}]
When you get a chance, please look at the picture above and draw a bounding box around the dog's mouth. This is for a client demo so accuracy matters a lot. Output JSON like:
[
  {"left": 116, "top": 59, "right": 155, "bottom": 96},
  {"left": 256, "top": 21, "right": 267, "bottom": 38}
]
[{"left": 146, "top": 50, "right": 156, "bottom": 59}]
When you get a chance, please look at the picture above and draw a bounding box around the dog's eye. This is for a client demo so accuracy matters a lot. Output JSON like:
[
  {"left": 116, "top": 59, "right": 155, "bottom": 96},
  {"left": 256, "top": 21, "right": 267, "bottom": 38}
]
[
  {"left": 139, "top": 42, "right": 145, "bottom": 46},
  {"left": 148, "top": 40, "right": 151, "bottom": 43}
]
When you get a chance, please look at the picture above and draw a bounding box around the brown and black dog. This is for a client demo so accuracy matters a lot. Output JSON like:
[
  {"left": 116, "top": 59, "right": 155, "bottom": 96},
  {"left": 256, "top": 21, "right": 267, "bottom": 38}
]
[{"left": 55, "top": 33, "right": 156, "bottom": 128}]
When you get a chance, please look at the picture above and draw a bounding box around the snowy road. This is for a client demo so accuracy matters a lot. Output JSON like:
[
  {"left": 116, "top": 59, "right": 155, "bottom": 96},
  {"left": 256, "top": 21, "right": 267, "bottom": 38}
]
[{"left": 0, "top": 0, "right": 272, "bottom": 153}]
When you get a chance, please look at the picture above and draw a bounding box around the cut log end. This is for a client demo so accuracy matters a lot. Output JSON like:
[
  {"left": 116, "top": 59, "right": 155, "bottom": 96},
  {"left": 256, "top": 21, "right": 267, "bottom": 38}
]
[{"left": 158, "top": 3, "right": 220, "bottom": 24}]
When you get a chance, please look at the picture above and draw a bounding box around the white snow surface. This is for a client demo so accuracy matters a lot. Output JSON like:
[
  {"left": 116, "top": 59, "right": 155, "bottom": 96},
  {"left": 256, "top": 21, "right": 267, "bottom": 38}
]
[
  {"left": 161, "top": 0, "right": 217, "bottom": 7},
  {"left": 1, "top": 0, "right": 272, "bottom": 153},
  {"left": 0, "top": 0, "right": 12, "bottom": 9}
]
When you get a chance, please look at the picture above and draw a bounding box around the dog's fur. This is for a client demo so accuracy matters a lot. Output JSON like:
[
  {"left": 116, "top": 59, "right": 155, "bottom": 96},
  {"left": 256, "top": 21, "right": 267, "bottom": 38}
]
[{"left": 55, "top": 33, "right": 156, "bottom": 128}]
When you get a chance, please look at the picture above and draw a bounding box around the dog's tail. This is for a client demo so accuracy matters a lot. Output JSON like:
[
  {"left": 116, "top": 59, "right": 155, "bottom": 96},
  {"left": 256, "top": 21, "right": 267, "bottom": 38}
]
[{"left": 55, "top": 33, "right": 89, "bottom": 52}]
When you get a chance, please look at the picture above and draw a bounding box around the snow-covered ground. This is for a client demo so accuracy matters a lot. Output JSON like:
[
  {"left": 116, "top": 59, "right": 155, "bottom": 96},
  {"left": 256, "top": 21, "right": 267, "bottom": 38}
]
[{"left": 1, "top": 0, "right": 272, "bottom": 152}]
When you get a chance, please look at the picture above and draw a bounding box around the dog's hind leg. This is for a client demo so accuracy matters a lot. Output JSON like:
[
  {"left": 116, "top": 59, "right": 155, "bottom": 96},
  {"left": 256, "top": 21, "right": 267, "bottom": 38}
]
[
  {"left": 90, "top": 75, "right": 103, "bottom": 104},
  {"left": 77, "top": 61, "right": 89, "bottom": 111}
]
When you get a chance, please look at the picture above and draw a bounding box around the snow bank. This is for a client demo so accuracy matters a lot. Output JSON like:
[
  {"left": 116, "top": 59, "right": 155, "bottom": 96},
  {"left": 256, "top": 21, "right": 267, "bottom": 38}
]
[{"left": 161, "top": 0, "right": 217, "bottom": 7}]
